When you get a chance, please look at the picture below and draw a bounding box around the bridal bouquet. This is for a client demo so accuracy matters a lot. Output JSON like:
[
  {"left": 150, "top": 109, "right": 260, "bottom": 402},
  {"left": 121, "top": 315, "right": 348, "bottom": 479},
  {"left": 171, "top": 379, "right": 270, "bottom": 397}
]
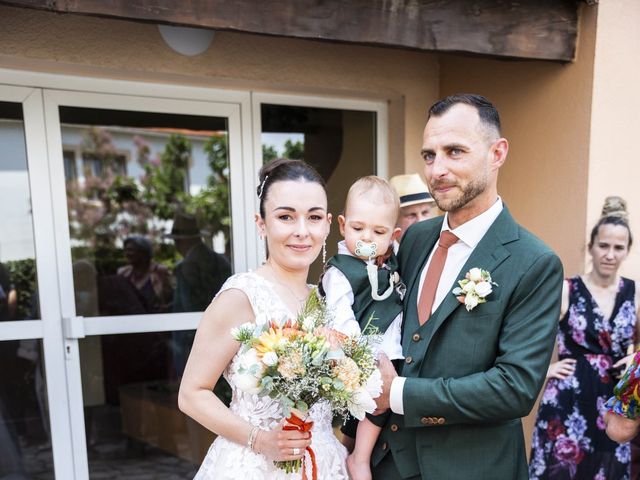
[{"left": 231, "top": 290, "right": 381, "bottom": 476}]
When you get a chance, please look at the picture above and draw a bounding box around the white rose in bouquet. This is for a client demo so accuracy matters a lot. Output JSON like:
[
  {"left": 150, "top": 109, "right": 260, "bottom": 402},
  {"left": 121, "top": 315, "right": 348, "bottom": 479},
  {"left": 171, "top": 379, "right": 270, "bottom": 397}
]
[
  {"left": 239, "top": 348, "right": 261, "bottom": 370},
  {"left": 233, "top": 372, "right": 262, "bottom": 394},
  {"left": 262, "top": 351, "right": 279, "bottom": 367}
]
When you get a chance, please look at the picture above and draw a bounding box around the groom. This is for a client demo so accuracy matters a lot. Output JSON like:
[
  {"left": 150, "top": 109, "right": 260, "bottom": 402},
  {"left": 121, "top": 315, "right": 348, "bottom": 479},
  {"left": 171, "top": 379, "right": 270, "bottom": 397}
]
[{"left": 370, "top": 94, "right": 563, "bottom": 479}]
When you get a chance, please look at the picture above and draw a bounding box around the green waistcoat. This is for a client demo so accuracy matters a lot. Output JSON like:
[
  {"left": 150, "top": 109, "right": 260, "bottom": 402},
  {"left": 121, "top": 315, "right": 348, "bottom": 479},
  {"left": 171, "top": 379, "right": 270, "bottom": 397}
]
[{"left": 326, "top": 253, "right": 403, "bottom": 332}]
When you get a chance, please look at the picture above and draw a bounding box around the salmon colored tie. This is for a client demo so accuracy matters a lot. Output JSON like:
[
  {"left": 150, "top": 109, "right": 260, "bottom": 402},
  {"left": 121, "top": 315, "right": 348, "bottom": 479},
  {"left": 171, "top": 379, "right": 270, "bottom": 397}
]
[
  {"left": 418, "top": 230, "right": 459, "bottom": 325},
  {"left": 283, "top": 412, "right": 317, "bottom": 480}
]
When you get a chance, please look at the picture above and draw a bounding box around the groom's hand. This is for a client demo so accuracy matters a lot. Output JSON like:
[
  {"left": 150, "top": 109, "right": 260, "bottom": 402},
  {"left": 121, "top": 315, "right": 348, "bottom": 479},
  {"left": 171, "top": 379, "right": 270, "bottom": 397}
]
[{"left": 374, "top": 353, "right": 397, "bottom": 413}]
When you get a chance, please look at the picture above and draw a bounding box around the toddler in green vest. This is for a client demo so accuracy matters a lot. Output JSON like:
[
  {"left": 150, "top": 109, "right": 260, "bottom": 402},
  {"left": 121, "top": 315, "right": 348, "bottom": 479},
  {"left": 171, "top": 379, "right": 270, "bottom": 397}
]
[{"left": 321, "top": 175, "right": 405, "bottom": 480}]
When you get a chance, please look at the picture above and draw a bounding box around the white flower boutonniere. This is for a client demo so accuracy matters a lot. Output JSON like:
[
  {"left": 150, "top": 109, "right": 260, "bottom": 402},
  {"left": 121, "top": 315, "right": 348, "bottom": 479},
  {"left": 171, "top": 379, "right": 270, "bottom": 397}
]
[{"left": 452, "top": 267, "right": 498, "bottom": 311}]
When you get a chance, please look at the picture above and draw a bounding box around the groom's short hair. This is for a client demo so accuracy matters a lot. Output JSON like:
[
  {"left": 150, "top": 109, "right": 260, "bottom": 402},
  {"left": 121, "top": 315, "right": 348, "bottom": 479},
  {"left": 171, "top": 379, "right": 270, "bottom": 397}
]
[{"left": 428, "top": 94, "right": 501, "bottom": 139}]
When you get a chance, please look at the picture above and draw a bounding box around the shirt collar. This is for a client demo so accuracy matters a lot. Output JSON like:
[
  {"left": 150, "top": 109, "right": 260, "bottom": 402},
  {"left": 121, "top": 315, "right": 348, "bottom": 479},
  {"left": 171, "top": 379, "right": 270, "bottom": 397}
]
[
  {"left": 337, "top": 240, "right": 353, "bottom": 256},
  {"left": 441, "top": 197, "right": 504, "bottom": 248}
]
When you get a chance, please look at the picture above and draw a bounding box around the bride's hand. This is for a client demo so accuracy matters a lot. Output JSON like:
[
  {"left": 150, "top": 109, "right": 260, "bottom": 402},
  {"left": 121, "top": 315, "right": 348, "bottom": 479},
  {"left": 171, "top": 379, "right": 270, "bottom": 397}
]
[{"left": 253, "top": 426, "right": 311, "bottom": 461}]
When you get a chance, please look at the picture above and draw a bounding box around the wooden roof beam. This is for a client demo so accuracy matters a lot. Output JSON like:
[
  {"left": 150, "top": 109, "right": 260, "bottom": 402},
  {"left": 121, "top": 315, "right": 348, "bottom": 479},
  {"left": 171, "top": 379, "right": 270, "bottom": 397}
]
[{"left": 0, "top": 0, "right": 584, "bottom": 62}]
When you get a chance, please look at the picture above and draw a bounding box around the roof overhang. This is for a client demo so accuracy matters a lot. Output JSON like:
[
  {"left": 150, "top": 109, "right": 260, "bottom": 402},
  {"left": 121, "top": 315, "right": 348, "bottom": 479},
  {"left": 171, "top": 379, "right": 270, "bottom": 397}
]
[{"left": 0, "top": 0, "right": 590, "bottom": 62}]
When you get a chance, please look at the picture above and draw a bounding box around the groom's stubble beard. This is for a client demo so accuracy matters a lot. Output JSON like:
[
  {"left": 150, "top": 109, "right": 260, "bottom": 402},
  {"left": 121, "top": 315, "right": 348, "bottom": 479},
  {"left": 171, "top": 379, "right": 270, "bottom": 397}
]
[{"left": 430, "top": 169, "right": 488, "bottom": 213}]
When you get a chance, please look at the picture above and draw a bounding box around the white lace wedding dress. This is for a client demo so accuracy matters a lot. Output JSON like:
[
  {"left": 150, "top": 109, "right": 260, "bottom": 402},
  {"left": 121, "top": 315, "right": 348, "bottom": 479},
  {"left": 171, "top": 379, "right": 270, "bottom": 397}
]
[{"left": 194, "top": 272, "right": 349, "bottom": 480}]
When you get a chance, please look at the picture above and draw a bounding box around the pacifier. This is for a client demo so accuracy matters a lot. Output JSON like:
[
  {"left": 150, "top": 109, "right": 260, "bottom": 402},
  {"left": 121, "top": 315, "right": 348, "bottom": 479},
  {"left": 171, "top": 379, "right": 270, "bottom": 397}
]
[{"left": 355, "top": 240, "right": 378, "bottom": 259}]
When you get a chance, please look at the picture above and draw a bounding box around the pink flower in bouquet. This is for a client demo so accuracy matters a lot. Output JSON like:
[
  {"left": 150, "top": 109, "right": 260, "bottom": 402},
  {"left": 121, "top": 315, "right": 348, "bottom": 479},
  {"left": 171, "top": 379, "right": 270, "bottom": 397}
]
[{"left": 314, "top": 326, "right": 348, "bottom": 350}]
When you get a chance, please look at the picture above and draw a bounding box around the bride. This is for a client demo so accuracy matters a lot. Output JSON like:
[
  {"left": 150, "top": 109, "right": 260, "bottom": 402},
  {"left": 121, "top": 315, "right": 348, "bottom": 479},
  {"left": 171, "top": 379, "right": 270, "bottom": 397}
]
[{"left": 178, "top": 158, "right": 352, "bottom": 479}]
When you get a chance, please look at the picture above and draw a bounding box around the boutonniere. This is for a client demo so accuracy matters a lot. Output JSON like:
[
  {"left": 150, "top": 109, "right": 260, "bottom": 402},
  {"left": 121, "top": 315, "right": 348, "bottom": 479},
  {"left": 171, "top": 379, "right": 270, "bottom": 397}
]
[{"left": 452, "top": 267, "right": 498, "bottom": 311}]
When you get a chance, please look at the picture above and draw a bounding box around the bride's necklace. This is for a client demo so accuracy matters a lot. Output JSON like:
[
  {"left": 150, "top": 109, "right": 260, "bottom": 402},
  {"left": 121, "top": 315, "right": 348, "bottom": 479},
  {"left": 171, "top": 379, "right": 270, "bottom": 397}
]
[{"left": 266, "top": 262, "right": 308, "bottom": 306}]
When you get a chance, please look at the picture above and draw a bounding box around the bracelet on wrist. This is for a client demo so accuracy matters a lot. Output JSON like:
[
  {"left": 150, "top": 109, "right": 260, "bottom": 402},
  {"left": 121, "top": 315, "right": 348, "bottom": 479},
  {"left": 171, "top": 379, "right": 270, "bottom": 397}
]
[{"left": 247, "top": 426, "right": 260, "bottom": 451}]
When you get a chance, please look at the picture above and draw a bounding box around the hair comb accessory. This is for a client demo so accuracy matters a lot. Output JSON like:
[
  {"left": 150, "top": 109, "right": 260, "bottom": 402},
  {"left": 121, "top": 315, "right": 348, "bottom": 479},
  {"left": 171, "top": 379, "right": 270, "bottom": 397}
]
[{"left": 257, "top": 174, "right": 269, "bottom": 199}]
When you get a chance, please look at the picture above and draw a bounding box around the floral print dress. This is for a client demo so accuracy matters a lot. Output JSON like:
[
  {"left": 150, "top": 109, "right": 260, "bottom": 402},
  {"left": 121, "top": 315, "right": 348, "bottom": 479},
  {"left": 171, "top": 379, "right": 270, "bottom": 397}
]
[{"left": 529, "top": 276, "right": 637, "bottom": 480}]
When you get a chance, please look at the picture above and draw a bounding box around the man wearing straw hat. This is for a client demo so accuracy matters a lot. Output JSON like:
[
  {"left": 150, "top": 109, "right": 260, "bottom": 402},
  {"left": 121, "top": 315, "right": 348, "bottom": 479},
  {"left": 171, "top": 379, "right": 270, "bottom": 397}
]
[{"left": 390, "top": 173, "right": 439, "bottom": 242}]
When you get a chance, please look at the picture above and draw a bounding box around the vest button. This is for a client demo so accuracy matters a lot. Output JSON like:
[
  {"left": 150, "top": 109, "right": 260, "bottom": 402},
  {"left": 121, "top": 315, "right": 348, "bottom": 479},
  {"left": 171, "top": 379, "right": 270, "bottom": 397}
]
[
  {"left": 405, "top": 356, "right": 413, "bottom": 364},
  {"left": 390, "top": 424, "right": 398, "bottom": 432},
  {"left": 382, "top": 442, "right": 388, "bottom": 450},
  {"left": 412, "top": 333, "right": 420, "bottom": 342}
]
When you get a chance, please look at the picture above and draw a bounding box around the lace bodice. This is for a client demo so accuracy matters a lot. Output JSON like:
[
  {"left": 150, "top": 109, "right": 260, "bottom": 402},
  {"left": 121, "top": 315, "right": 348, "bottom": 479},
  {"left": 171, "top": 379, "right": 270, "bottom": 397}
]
[{"left": 195, "top": 272, "right": 348, "bottom": 480}]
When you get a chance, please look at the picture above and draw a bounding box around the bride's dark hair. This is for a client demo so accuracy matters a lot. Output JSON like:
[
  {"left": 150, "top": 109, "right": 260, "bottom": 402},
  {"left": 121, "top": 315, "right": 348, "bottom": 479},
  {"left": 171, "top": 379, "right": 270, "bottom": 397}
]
[
  {"left": 257, "top": 158, "right": 326, "bottom": 217},
  {"left": 588, "top": 195, "right": 633, "bottom": 249}
]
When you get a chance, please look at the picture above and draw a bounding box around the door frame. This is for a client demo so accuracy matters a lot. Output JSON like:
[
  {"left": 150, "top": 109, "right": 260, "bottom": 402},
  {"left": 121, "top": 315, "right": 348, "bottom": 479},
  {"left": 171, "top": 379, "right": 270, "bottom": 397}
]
[
  {"left": 0, "top": 84, "right": 75, "bottom": 480},
  {"left": 43, "top": 88, "right": 249, "bottom": 479}
]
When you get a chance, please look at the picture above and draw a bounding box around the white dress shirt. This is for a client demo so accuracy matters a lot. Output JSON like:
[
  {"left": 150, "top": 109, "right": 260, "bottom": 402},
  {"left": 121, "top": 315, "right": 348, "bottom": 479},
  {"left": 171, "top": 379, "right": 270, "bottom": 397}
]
[
  {"left": 322, "top": 241, "right": 404, "bottom": 359},
  {"left": 390, "top": 198, "right": 504, "bottom": 414}
]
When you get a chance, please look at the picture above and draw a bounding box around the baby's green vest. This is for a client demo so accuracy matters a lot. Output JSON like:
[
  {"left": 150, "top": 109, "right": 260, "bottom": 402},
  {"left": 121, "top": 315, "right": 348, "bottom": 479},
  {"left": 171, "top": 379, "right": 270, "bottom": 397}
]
[{"left": 326, "top": 254, "right": 403, "bottom": 333}]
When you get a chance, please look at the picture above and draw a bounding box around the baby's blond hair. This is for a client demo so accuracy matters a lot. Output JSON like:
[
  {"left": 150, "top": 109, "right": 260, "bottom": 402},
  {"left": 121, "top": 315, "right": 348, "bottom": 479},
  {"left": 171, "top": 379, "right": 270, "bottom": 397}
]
[{"left": 344, "top": 175, "right": 400, "bottom": 224}]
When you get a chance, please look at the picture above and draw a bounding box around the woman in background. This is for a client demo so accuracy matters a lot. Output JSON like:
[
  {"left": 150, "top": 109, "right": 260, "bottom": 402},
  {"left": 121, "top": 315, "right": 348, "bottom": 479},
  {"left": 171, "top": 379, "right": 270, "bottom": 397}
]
[{"left": 529, "top": 196, "right": 639, "bottom": 479}]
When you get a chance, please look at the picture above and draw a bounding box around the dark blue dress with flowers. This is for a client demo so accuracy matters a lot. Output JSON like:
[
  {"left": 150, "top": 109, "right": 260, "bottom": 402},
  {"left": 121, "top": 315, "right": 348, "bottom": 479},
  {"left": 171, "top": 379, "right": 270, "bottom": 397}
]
[{"left": 529, "top": 276, "right": 637, "bottom": 480}]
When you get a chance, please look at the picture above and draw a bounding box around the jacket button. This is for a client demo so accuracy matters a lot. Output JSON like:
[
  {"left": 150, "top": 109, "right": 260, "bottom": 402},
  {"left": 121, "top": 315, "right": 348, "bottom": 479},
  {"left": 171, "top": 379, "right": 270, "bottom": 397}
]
[
  {"left": 421, "top": 417, "right": 428, "bottom": 425},
  {"left": 390, "top": 424, "right": 398, "bottom": 432},
  {"left": 382, "top": 442, "right": 388, "bottom": 450},
  {"left": 405, "top": 356, "right": 413, "bottom": 364},
  {"left": 437, "top": 417, "right": 445, "bottom": 425},
  {"left": 412, "top": 333, "right": 420, "bottom": 342}
]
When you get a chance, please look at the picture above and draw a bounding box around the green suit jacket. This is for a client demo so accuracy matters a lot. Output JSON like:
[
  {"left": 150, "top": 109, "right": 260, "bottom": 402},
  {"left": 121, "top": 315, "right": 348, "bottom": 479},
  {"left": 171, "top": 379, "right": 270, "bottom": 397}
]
[{"left": 370, "top": 207, "right": 563, "bottom": 479}]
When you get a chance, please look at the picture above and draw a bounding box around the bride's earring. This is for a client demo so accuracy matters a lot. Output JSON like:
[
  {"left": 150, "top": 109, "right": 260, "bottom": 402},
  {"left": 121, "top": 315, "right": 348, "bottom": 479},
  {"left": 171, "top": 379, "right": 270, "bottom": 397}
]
[
  {"left": 322, "top": 240, "right": 327, "bottom": 265},
  {"left": 259, "top": 234, "right": 266, "bottom": 263}
]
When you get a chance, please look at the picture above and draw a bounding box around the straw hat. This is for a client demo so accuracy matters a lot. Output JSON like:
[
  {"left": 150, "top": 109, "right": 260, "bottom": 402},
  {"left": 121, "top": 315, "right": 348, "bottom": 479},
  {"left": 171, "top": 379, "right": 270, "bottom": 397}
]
[
  {"left": 165, "top": 212, "right": 208, "bottom": 239},
  {"left": 389, "top": 174, "right": 434, "bottom": 207}
]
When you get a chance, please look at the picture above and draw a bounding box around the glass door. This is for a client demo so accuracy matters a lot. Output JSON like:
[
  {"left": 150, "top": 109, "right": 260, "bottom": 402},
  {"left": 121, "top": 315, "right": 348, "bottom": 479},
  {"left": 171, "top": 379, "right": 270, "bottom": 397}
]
[{"left": 43, "top": 90, "right": 246, "bottom": 479}]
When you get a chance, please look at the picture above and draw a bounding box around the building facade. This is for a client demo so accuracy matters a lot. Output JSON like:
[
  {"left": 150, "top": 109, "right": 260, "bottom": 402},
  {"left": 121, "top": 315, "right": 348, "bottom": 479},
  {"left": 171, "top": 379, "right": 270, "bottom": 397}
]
[{"left": 0, "top": 1, "right": 638, "bottom": 478}]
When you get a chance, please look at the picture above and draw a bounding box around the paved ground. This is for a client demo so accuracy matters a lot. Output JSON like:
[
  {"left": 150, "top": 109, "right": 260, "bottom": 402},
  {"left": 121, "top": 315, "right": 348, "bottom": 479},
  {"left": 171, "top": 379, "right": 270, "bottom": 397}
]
[{"left": 21, "top": 437, "right": 198, "bottom": 479}]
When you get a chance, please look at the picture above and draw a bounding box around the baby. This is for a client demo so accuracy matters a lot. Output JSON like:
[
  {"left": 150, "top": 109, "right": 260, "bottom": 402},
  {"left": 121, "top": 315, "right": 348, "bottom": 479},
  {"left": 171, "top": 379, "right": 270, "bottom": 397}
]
[{"left": 321, "top": 175, "right": 404, "bottom": 480}]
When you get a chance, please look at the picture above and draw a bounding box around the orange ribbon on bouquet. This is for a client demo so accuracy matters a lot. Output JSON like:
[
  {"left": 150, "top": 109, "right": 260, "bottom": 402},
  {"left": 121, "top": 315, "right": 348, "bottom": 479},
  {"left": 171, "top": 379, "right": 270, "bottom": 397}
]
[{"left": 283, "top": 411, "right": 317, "bottom": 480}]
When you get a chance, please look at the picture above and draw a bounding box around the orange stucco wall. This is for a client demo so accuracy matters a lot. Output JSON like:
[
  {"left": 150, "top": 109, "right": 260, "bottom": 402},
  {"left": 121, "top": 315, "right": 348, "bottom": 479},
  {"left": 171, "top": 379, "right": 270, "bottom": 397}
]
[{"left": 588, "top": 0, "right": 640, "bottom": 278}]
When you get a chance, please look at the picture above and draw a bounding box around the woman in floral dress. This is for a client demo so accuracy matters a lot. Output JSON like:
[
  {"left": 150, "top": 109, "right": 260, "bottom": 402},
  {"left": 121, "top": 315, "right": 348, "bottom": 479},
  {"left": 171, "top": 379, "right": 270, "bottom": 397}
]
[{"left": 529, "top": 196, "right": 640, "bottom": 479}]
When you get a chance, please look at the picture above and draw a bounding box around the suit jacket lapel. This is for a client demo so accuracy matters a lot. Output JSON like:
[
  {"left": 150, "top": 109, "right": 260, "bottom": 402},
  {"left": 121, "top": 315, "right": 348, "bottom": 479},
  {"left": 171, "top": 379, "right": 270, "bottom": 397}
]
[{"left": 420, "top": 208, "right": 519, "bottom": 349}]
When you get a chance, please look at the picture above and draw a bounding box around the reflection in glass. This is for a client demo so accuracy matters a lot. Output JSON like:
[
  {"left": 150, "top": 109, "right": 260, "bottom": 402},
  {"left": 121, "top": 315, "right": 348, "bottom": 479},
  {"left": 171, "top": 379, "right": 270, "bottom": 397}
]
[
  {"left": 261, "top": 104, "right": 377, "bottom": 281},
  {"left": 0, "top": 101, "right": 40, "bottom": 321},
  {"left": 60, "top": 108, "right": 233, "bottom": 318},
  {"left": 0, "top": 339, "right": 53, "bottom": 478},
  {"left": 79, "top": 332, "right": 229, "bottom": 477}
]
